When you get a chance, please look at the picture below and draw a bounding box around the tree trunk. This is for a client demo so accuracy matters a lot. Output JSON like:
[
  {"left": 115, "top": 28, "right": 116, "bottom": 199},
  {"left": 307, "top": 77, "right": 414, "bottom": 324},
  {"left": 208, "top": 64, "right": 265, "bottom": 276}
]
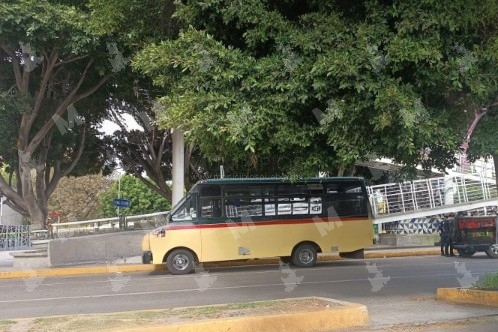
[{"left": 25, "top": 199, "right": 46, "bottom": 231}]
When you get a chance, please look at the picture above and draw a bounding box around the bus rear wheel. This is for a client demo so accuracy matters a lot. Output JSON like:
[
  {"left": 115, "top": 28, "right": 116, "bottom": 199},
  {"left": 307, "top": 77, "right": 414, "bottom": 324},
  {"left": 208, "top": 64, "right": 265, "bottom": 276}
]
[
  {"left": 166, "top": 249, "right": 195, "bottom": 275},
  {"left": 485, "top": 244, "right": 498, "bottom": 259},
  {"left": 292, "top": 244, "right": 317, "bottom": 268}
]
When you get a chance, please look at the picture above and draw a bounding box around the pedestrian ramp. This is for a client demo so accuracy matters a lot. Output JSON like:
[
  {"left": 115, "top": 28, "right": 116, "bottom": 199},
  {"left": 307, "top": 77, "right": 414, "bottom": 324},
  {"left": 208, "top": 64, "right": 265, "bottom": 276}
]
[{"left": 367, "top": 174, "right": 498, "bottom": 225}]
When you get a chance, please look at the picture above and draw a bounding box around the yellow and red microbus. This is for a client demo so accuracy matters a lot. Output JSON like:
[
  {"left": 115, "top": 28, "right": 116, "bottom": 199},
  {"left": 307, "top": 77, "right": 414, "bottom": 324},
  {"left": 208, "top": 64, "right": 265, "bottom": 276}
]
[{"left": 142, "top": 177, "right": 374, "bottom": 274}]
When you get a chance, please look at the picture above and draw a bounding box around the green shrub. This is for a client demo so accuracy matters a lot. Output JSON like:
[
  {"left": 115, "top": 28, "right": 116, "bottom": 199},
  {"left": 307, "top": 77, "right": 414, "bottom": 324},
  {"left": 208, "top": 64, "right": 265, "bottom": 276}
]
[{"left": 475, "top": 272, "right": 498, "bottom": 290}]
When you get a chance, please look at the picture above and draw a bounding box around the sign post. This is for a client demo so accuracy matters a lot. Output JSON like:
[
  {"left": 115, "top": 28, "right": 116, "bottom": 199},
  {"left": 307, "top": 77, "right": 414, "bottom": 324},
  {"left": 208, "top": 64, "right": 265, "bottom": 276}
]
[
  {"left": 113, "top": 198, "right": 131, "bottom": 208},
  {"left": 113, "top": 198, "right": 130, "bottom": 229}
]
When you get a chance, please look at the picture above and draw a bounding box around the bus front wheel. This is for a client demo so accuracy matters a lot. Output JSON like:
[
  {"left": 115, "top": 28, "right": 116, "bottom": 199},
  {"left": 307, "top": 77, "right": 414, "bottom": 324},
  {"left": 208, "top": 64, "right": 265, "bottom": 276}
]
[
  {"left": 292, "top": 244, "right": 317, "bottom": 268},
  {"left": 166, "top": 249, "right": 195, "bottom": 275}
]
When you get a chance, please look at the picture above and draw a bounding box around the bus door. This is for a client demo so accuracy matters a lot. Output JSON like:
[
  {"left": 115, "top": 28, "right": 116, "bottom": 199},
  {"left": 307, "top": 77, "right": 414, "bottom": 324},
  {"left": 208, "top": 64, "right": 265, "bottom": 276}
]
[
  {"left": 198, "top": 185, "right": 236, "bottom": 262},
  {"left": 199, "top": 184, "right": 272, "bottom": 262}
]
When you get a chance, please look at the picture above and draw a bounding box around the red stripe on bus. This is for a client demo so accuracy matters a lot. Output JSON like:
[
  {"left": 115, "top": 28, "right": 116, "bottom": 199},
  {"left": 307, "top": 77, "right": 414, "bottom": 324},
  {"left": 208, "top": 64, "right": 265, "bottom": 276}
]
[{"left": 166, "top": 217, "right": 368, "bottom": 230}]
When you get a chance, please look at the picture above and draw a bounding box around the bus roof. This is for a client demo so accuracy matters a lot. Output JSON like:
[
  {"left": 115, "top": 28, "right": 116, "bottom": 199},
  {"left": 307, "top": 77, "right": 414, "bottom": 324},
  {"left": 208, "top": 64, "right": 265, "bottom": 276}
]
[{"left": 196, "top": 177, "right": 365, "bottom": 185}]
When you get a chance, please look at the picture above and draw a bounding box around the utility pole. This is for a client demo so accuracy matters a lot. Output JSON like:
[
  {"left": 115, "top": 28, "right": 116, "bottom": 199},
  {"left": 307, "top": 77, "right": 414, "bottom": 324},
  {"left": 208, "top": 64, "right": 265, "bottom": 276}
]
[{"left": 172, "top": 129, "right": 185, "bottom": 206}]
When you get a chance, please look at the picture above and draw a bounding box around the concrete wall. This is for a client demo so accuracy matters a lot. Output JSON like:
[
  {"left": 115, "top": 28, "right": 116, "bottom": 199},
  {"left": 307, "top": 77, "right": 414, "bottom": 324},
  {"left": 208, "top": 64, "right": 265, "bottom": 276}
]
[
  {"left": 379, "top": 233, "right": 440, "bottom": 247},
  {"left": 0, "top": 204, "right": 23, "bottom": 226},
  {"left": 48, "top": 230, "right": 148, "bottom": 267}
]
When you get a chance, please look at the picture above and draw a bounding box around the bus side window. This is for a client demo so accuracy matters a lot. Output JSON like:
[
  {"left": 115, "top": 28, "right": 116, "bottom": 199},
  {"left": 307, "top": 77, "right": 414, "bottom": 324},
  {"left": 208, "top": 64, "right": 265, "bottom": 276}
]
[
  {"left": 324, "top": 182, "right": 367, "bottom": 217},
  {"left": 200, "top": 185, "right": 222, "bottom": 218},
  {"left": 201, "top": 198, "right": 222, "bottom": 218}
]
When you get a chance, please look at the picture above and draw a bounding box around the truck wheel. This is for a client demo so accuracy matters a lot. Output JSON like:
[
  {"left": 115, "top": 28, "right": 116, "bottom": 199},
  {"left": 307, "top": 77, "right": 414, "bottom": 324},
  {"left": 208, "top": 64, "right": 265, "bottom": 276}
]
[
  {"left": 485, "top": 244, "right": 498, "bottom": 259},
  {"left": 292, "top": 244, "right": 317, "bottom": 267},
  {"left": 166, "top": 249, "right": 195, "bottom": 275}
]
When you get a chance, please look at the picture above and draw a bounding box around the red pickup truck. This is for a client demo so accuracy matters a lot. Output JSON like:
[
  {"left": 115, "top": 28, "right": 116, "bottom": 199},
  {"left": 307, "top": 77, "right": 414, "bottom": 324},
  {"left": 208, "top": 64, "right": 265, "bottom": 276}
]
[{"left": 452, "top": 216, "right": 498, "bottom": 258}]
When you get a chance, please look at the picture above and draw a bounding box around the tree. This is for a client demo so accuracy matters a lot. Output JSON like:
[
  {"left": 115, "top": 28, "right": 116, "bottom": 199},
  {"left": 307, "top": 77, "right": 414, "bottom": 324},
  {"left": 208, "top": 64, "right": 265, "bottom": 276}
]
[
  {"left": 89, "top": 0, "right": 211, "bottom": 195},
  {"left": 99, "top": 174, "right": 171, "bottom": 217},
  {"left": 134, "top": 0, "right": 498, "bottom": 179},
  {"left": 467, "top": 113, "right": 498, "bottom": 188},
  {"left": 48, "top": 173, "right": 112, "bottom": 222},
  {"left": 0, "top": 1, "right": 129, "bottom": 229}
]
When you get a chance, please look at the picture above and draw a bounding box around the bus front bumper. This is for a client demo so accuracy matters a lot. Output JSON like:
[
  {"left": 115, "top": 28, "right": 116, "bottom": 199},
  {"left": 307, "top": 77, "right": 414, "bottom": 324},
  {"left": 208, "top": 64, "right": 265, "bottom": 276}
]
[{"left": 142, "top": 251, "right": 152, "bottom": 264}]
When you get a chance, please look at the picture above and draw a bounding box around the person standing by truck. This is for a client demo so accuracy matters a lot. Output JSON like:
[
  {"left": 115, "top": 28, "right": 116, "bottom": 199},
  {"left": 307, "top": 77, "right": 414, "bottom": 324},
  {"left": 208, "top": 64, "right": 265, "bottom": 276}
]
[
  {"left": 447, "top": 213, "right": 457, "bottom": 256},
  {"left": 437, "top": 216, "right": 451, "bottom": 256}
]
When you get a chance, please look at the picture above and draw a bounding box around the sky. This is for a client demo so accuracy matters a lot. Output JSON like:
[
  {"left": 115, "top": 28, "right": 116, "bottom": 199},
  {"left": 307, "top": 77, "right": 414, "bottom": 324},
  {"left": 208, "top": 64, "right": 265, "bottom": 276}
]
[{"left": 99, "top": 113, "right": 143, "bottom": 135}]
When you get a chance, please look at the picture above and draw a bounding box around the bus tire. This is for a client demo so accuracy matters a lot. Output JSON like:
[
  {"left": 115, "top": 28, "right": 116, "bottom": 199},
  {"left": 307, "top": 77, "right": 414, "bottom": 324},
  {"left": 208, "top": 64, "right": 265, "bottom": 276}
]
[
  {"left": 485, "top": 244, "right": 498, "bottom": 259},
  {"left": 292, "top": 244, "right": 317, "bottom": 268},
  {"left": 166, "top": 249, "right": 195, "bottom": 275}
]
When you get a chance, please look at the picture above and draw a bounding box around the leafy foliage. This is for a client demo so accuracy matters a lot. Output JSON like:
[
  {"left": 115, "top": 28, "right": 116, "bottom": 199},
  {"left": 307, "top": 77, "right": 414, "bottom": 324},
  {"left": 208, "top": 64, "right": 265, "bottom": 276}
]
[
  {"left": 0, "top": 0, "right": 129, "bottom": 227},
  {"left": 134, "top": 0, "right": 498, "bottom": 178},
  {"left": 99, "top": 174, "right": 171, "bottom": 217},
  {"left": 48, "top": 173, "right": 112, "bottom": 222}
]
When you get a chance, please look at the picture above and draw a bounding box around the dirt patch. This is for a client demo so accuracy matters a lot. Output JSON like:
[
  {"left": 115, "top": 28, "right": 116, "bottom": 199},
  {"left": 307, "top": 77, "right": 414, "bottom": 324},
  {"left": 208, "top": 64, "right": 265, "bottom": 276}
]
[{"left": 0, "top": 297, "right": 338, "bottom": 332}]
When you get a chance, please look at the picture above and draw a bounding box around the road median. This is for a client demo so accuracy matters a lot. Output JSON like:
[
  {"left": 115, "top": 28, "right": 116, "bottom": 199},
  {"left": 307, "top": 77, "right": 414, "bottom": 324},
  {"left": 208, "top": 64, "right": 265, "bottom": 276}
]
[
  {"left": 0, "top": 297, "right": 369, "bottom": 332},
  {"left": 437, "top": 288, "right": 498, "bottom": 307}
]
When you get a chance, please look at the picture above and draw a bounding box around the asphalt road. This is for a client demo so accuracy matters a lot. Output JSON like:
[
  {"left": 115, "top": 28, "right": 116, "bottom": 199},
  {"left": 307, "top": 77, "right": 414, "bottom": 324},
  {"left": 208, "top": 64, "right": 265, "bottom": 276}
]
[{"left": 1, "top": 254, "right": 497, "bottom": 329}]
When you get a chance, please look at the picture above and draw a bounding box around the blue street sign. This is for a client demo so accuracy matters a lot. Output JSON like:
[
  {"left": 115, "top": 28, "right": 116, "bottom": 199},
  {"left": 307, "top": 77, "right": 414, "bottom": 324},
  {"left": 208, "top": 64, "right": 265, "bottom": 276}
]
[{"left": 114, "top": 198, "right": 131, "bottom": 208}]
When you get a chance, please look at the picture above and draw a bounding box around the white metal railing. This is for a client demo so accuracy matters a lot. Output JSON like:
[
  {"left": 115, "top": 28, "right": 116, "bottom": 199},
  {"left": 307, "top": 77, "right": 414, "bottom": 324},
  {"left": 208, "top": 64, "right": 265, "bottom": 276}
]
[
  {"left": 367, "top": 175, "right": 498, "bottom": 217},
  {"left": 1, "top": 225, "right": 31, "bottom": 251},
  {"left": 453, "top": 154, "right": 496, "bottom": 180},
  {"left": 50, "top": 211, "right": 169, "bottom": 238},
  {"left": 39, "top": 173, "right": 498, "bottom": 238}
]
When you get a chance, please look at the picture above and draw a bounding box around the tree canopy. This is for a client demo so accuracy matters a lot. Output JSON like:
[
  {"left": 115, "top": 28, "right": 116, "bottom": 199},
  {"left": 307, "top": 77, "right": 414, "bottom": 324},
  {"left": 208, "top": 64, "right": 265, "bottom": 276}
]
[
  {"left": 0, "top": 0, "right": 130, "bottom": 228},
  {"left": 48, "top": 173, "right": 112, "bottom": 222},
  {"left": 99, "top": 174, "right": 171, "bottom": 217},
  {"left": 134, "top": 0, "right": 498, "bottom": 178}
]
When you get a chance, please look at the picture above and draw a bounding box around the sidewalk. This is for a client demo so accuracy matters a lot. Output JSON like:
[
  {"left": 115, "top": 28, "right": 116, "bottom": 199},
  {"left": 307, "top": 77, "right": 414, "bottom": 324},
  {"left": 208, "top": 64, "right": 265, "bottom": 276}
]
[{"left": 0, "top": 245, "right": 441, "bottom": 279}]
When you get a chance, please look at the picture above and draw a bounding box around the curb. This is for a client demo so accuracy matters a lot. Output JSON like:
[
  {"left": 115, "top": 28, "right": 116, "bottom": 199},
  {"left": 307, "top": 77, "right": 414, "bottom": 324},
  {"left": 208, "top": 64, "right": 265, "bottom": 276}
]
[
  {"left": 0, "top": 249, "right": 440, "bottom": 280},
  {"left": 364, "top": 249, "right": 440, "bottom": 259},
  {"left": 121, "top": 297, "right": 370, "bottom": 332},
  {"left": 0, "top": 264, "right": 166, "bottom": 279},
  {"left": 437, "top": 288, "right": 498, "bottom": 307}
]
